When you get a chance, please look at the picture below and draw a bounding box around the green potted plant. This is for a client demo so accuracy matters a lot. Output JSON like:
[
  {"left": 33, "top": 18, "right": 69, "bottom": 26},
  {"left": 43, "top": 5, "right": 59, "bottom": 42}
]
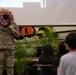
[
  {"left": 35, "top": 26, "right": 60, "bottom": 54},
  {"left": 14, "top": 37, "right": 37, "bottom": 75}
]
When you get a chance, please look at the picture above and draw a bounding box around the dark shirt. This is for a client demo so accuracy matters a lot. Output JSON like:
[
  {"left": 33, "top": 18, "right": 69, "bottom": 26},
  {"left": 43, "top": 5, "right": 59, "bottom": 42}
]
[{"left": 37, "top": 55, "right": 54, "bottom": 75}]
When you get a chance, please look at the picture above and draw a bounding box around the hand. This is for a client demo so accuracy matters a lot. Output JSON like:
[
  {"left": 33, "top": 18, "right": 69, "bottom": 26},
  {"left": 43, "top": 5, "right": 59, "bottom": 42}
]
[
  {"left": 9, "top": 25, "right": 15, "bottom": 31},
  {"left": 9, "top": 25, "right": 14, "bottom": 29}
]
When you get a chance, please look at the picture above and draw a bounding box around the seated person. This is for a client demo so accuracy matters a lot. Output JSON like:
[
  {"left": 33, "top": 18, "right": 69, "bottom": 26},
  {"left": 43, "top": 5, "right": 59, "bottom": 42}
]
[{"left": 37, "top": 44, "right": 55, "bottom": 75}]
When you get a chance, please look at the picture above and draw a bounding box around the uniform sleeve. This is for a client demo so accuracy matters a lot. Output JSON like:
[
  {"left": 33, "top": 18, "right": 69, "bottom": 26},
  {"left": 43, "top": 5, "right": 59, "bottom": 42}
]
[{"left": 9, "top": 22, "right": 20, "bottom": 37}]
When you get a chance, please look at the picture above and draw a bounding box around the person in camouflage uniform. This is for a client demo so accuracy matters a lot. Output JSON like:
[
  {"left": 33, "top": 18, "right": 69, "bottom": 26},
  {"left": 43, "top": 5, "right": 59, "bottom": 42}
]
[{"left": 0, "top": 7, "right": 20, "bottom": 75}]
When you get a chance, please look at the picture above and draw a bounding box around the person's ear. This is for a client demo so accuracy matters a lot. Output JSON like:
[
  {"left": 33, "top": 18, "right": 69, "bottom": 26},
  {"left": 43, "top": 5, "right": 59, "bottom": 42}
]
[
  {"left": 64, "top": 43, "right": 69, "bottom": 50},
  {"left": 64, "top": 43, "right": 67, "bottom": 47}
]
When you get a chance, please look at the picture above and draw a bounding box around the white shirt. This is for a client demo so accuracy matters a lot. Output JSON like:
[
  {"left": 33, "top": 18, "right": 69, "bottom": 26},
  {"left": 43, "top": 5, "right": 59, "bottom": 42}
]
[{"left": 58, "top": 52, "right": 76, "bottom": 75}]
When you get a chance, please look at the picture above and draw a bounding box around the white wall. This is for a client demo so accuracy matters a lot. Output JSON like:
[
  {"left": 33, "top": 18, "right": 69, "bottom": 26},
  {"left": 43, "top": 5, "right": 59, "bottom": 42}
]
[{"left": 0, "top": 0, "right": 76, "bottom": 25}]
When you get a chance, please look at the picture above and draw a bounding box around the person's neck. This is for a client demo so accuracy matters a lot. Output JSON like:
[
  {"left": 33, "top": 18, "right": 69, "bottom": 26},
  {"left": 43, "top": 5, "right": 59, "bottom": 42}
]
[{"left": 70, "top": 49, "right": 76, "bottom": 52}]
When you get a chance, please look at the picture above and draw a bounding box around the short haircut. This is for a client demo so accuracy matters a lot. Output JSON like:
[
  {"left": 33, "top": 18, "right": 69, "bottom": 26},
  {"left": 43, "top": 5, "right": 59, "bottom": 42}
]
[{"left": 65, "top": 32, "right": 76, "bottom": 50}]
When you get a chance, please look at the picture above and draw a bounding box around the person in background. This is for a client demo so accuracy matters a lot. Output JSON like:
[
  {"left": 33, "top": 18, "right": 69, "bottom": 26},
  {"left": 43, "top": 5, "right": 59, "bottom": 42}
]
[
  {"left": 0, "top": 7, "right": 20, "bottom": 75},
  {"left": 37, "top": 44, "right": 55, "bottom": 75},
  {"left": 58, "top": 32, "right": 76, "bottom": 75},
  {"left": 53, "top": 41, "right": 69, "bottom": 75}
]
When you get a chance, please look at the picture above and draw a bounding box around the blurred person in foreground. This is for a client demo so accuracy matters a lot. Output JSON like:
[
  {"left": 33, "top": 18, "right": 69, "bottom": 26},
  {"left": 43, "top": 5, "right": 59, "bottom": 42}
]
[
  {"left": 0, "top": 7, "right": 20, "bottom": 75},
  {"left": 58, "top": 32, "right": 76, "bottom": 75}
]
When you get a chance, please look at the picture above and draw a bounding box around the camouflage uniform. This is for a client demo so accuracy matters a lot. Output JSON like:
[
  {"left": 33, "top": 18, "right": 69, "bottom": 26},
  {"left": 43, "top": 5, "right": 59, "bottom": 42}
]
[{"left": 0, "top": 22, "right": 20, "bottom": 75}]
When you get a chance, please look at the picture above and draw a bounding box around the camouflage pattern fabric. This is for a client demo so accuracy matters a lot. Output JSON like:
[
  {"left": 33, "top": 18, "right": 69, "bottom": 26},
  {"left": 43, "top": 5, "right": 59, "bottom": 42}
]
[
  {"left": 0, "top": 22, "right": 20, "bottom": 49},
  {"left": 0, "top": 49, "right": 14, "bottom": 75},
  {"left": 0, "top": 21, "right": 20, "bottom": 75}
]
